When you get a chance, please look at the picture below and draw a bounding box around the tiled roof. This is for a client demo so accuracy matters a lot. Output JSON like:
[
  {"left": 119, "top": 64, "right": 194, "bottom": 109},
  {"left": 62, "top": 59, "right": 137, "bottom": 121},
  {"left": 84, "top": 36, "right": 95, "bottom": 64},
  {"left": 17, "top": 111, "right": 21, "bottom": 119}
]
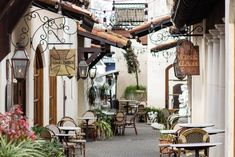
[
  {"left": 129, "top": 15, "right": 172, "bottom": 38},
  {"left": 151, "top": 40, "right": 178, "bottom": 52},
  {"left": 33, "top": 0, "right": 98, "bottom": 23}
]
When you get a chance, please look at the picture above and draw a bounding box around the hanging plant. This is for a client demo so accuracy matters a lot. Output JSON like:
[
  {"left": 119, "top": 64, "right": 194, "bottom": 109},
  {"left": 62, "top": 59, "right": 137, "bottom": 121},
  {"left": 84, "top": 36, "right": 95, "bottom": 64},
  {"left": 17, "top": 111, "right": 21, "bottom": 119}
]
[{"left": 88, "top": 86, "right": 97, "bottom": 107}]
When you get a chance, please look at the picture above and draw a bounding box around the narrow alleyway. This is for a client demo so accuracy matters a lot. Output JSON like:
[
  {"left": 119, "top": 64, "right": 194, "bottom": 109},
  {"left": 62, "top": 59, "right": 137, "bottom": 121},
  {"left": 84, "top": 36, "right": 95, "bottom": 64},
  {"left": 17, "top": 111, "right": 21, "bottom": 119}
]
[{"left": 86, "top": 123, "right": 160, "bottom": 157}]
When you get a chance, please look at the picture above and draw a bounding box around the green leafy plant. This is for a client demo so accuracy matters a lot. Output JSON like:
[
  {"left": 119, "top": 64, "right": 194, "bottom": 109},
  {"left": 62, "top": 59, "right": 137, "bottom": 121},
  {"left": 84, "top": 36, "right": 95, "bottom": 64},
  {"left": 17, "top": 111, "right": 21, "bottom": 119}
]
[
  {"left": 0, "top": 136, "right": 46, "bottom": 157},
  {"left": 92, "top": 109, "right": 113, "bottom": 140},
  {"left": 95, "top": 120, "right": 113, "bottom": 140},
  {"left": 124, "top": 85, "right": 146, "bottom": 100},
  {"left": 36, "top": 138, "right": 65, "bottom": 157}
]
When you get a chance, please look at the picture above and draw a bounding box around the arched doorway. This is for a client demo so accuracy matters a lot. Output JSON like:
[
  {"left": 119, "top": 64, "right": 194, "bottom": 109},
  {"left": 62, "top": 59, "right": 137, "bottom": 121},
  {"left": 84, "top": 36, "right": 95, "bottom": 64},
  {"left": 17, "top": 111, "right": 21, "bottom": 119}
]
[{"left": 34, "top": 45, "right": 44, "bottom": 126}]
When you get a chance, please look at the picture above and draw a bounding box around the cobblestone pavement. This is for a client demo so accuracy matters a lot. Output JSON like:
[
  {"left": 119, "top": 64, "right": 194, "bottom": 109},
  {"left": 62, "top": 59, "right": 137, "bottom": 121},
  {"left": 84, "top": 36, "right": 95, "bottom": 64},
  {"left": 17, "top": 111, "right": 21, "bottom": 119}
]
[{"left": 86, "top": 122, "right": 160, "bottom": 157}]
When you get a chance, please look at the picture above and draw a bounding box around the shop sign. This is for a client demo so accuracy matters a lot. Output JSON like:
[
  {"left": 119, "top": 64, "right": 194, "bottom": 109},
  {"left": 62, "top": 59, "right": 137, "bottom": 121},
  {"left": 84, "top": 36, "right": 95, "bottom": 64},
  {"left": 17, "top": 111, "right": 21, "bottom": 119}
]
[
  {"left": 176, "top": 40, "right": 200, "bottom": 75},
  {"left": 50, "top": 48, "right": 76, "bottom": 76}
]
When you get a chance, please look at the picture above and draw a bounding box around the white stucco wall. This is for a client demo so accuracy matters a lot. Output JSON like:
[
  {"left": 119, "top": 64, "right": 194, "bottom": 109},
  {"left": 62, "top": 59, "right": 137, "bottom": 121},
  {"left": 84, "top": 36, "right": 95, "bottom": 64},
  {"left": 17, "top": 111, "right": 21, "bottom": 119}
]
[{"left": 225, "top": 0, "right": 235, "bottom": 155}]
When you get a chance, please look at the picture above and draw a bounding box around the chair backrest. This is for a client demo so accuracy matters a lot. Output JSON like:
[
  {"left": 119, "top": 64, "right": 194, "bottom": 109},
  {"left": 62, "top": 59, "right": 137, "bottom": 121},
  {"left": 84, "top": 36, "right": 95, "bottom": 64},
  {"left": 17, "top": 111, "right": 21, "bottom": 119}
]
[
  {"left": 82, "top": 110, "right": 96, "bottom": 125},
  {"left": 61, "top": 116, "right": 75, "bottom": 122},
  {"left": 57, "top": 116, "right": 75, "bottom": 126},
  {"left": 61, "top": 120, "right": 78, "bottom": 127},
  {"left": 40, "top": 128, "right": 54, "bottom": 140},
  {"left": 178, "top": 128, "right": 210, "bottom": 144},
  {"left": 45, "top": 124, "right": 60, "bottom": 134},
  {"left": 137, "top": 104, "right": 145, "bottom": 114},
  {"left": 115, "top": 111, "right": 125, "bottom": 122}
]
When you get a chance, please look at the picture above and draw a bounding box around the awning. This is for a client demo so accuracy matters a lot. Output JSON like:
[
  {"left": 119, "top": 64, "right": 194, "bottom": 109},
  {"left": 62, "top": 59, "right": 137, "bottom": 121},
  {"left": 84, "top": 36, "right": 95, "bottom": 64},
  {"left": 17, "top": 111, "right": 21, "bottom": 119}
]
[
  {"left": 151, "top": 40, "right": 180, "bottom": 52},
  {"left": 129, "top": 15, "right": 172, "bottom": 38},
  {"left": 0, "top": 0, "right": 32, "bottom": 62},
  {"left": 172, "top": 0, "right": 220, "bottom": 28},
  {"left": 33, "top": 0, "right": 98, "bottom": 31},
  {"left": 78, "top": 25, "right": 130, "bottom": 48}
]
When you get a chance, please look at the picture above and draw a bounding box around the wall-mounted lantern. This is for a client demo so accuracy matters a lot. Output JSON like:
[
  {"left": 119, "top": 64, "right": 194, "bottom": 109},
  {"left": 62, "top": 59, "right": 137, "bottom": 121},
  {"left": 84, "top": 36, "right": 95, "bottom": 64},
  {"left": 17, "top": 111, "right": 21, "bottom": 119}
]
[
  {"left": 78, "top": 59, "right": 89, "bottom": 79},
  {"left": 11, "top": 43, "right": 30, "bottom": 80}
]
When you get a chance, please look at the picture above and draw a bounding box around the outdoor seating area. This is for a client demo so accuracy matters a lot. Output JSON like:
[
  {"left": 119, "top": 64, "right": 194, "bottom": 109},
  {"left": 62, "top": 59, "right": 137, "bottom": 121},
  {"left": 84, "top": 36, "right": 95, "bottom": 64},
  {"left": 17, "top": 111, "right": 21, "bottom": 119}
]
[
  {"left": 156, "top": 123, "right": 225, "bottom": 157},
  {"left": 0, "top": 0, "right": 233, "bottom": 156}
]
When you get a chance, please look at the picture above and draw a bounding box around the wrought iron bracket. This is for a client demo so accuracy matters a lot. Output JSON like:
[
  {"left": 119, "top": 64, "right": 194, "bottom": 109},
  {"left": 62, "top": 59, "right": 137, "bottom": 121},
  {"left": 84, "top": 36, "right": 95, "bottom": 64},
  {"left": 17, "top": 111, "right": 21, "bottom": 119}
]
[{"left": 11, "top": 8, "right": 78, "bottom": 53}]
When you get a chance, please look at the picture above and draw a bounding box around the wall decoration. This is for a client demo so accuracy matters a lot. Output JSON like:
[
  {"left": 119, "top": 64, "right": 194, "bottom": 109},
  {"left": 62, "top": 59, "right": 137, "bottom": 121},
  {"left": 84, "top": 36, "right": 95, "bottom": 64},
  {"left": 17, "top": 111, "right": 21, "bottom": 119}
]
[
  {"left": 50, "top": 48, "right": 76, "bottom": 76},
  {"left": 176, "top": 40, "right": 200, "bottom": 75}
]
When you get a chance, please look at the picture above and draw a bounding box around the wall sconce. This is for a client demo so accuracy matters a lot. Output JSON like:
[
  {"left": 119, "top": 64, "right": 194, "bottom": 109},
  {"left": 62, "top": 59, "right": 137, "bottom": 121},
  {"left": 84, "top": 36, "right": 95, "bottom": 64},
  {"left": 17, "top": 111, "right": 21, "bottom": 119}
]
[
  {"left": 78, "top": 58, "right": 89, "bottom": 79},
  {"left": 11, "top": 43, "right": 30, "bottom": 80},
  {"left": 89, "top": 66, "right": 97, "bottom": 80}
]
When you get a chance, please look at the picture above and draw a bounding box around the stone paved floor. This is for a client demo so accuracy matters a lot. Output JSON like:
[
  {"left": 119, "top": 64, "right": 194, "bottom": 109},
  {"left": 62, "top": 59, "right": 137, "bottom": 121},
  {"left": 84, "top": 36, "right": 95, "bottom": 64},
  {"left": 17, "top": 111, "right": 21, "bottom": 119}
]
[{"left": 86, "top": 122, "right": 160, "bottom": 157}]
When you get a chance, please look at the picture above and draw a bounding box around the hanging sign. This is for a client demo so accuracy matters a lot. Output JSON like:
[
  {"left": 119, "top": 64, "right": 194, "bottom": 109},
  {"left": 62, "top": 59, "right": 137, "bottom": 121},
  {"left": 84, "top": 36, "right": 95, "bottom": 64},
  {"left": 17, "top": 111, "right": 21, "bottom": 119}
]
[
  {"left": 176, "top": 40, "right": 200, "bottom": 75},
  {"left": 50, "top": 48, "right": 76, "bottom": 76}
]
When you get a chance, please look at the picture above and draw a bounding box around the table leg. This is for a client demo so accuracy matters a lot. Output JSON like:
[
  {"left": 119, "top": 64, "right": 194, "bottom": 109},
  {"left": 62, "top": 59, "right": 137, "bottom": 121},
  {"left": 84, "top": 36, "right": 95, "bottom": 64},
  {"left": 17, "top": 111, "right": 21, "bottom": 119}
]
[
  {"left": 85, "top": 119, "right": 89, "bottom": 140},
  {"left": 195, "top": 149, "right": 199, "bottom": 157}
]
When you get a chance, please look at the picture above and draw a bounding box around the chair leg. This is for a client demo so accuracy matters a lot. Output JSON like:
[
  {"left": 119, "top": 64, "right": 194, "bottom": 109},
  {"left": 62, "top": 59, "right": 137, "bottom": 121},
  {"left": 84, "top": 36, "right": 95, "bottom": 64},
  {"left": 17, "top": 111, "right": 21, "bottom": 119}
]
[{"left": 134, "top": 124, "right": 137, "bottom": 135}]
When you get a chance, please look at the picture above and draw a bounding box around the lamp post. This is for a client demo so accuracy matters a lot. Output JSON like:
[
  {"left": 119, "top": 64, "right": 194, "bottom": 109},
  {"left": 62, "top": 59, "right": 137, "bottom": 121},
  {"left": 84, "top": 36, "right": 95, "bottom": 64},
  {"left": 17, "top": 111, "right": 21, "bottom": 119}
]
[
  {"left": 11, "top": 43, "right": 30, "bottom": 81},
  {"left": 78, "top": 58, "right": 89, "bottom": 79}
]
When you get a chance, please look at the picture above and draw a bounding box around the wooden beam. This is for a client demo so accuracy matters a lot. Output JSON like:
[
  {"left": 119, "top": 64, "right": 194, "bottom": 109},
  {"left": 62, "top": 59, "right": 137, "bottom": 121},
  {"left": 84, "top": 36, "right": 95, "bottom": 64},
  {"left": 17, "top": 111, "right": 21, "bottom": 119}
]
[
  {"left": 0, "top": 15, "right": 10, "bottom": 61},
  {"left": 0, "top": 0, "right": 15, "bottom": 21},
  {"left": 8, "top": 0, "right": 33, "bottom": 33}
]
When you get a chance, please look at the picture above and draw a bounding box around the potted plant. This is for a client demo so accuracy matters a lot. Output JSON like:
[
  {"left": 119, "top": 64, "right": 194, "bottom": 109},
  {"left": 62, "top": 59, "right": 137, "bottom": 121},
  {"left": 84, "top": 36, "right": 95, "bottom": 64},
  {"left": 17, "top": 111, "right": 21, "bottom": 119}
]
[{"left": 92, "top": 109, "right": 113, "bottom": 140}]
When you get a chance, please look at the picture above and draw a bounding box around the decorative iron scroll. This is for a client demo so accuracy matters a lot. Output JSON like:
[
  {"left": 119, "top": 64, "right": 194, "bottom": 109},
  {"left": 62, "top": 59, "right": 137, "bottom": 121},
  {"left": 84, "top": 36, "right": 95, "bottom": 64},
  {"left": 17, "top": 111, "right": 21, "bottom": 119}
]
[
  {"left": 176, "top": 40, "right": 200, "bottom": 75},
  {"left": 50, "top": 48, "right": 76, "bottom": 76},
  {"left": 11, "top": 8, "right": 77, "bottom": 52},
  {"left": 149, "top": 25, "right": 203, "bottom": 45}
]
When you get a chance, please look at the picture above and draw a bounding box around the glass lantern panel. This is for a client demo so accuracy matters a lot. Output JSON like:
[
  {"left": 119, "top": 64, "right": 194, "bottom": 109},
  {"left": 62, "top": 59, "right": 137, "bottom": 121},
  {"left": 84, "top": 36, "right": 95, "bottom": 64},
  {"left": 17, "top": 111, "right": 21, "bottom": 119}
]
[{"left": 13, "top": 60, "right": 28, "bottom": 79}]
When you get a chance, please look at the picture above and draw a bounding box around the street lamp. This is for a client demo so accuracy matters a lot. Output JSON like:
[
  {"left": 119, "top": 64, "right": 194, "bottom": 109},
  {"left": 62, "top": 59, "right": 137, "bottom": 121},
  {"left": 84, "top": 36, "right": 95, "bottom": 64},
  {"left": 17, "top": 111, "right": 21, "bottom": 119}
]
[
  {"left": 11, "top": 43, "right": 30, "bottom": 80},
  {"left": 89, "top": 66, "right": 97, "bottom": 80},
  {"left": 78, "top": 59, "right": 89, "bottom": 79}
]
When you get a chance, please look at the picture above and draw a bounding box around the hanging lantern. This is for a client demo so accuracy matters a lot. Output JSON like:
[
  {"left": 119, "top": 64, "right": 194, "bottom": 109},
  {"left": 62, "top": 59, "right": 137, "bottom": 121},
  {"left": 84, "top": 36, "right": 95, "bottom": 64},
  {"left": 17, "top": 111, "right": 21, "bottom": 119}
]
[
  {"left": 89, "top": 66, "right": 97, "bottom": 80},
  {"left": 11, "top": 43, "right": 30, "bottom": 80},
  {"left": 78, "top": 59, "right": 88, "bottom": 79}
]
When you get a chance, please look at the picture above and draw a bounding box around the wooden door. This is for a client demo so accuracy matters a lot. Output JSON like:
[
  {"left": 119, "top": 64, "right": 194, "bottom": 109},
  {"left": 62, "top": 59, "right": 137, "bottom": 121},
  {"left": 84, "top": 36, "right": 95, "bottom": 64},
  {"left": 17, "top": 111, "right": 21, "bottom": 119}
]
[
  {"left": 49, "top": 76, "right": 57, "bottom": 124},
  {"left": 34, "top": 65, "right": 43, "bottom": 126},
  {"left": 13, "top": 80, "right": 26, "bottom": 114}
]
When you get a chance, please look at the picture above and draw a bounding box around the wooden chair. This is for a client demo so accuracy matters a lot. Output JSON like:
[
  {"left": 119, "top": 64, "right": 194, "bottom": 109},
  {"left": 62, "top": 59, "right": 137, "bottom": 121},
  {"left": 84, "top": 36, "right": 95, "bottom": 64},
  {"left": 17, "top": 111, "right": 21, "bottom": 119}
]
[
  {"left": 177, "top": 128, "right": 210, "bottom": 157},
  {"left": 113, "top": 111, "right": 126, "bottom": 135},
  {"left": 124, "top": 113, "right": 138, "bottom": 135}
]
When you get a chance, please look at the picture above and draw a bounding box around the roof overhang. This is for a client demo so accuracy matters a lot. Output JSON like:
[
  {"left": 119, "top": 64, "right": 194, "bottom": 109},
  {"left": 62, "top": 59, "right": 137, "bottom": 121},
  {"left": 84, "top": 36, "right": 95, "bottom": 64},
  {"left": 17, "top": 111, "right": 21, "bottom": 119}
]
[
  {"left": 151, "top": 40, "right": 182, "bottom": 52},
  {"left": 33, "top": 0, "right": 98, "bottom": 31},
  {"left": 129, "top": 15, "right": 172, "bottom": 38},
  {"left": 0, "top": 0, "right": 32, "bottom": 62},
  {"left": 172, "top": 0, "right": 220, "bottom": 28}
]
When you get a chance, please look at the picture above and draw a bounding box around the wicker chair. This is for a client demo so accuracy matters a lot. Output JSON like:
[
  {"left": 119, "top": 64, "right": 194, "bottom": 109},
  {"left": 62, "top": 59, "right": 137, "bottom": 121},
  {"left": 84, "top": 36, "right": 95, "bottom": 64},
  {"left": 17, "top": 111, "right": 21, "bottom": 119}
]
[
  {"left": 136, "top": 104, "right": 146, "bottom": 122},
  {"left": 177, "top": 128, "right": 210, "bottom": 157},
  {"left": 113, "top": 111, "right": 126, "bottom": 135}
]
